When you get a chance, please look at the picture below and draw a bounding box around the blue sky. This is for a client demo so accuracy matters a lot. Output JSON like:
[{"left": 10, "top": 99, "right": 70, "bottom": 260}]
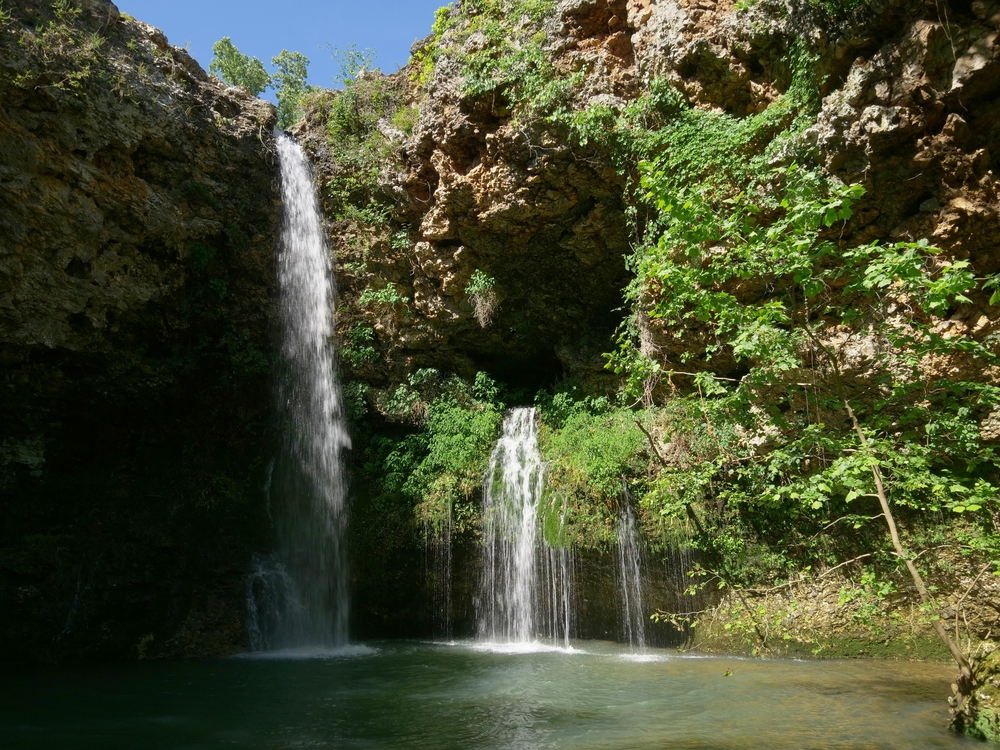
[{"left": 116, "top": 0, "right": 446, "bottom": 97}]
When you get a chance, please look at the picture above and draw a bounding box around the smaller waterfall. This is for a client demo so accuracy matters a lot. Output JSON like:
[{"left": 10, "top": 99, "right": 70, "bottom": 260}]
[
  {"left": 478, "top": 408, "right": 573, "bottom": 645},
  {"left": 246, "top": 554, "right": 305, "bottom": 651},
  {"left": 616, "top": 501, "right": 647, "bottom": 651},
  {"left": 479, "top": 408, "right": 543, "bottom": 642}
]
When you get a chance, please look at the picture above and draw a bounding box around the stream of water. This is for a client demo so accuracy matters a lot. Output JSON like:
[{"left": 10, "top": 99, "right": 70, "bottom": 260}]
[
  {"left": 0, "top": 642, "right": 975, "bottom": 749},
  {"left": 478, "top": 408, "right": 573, "bottom": 646},
  {"left": 246, "top": 134, "right": 351, "bottom": 649},
  {"left": 616, "top": 502, "right": 647, "bottom": 652}
]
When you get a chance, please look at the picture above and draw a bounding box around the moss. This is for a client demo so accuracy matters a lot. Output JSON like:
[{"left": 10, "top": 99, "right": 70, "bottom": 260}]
[{"left": 959, "top": 650, "right": 1000, "bottom": 742}]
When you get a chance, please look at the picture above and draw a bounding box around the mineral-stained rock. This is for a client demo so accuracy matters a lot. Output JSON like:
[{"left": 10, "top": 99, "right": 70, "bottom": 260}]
[
  {"left": 0, "top": 0, "right": 280, "bottom": 661},
  {"left": 295, "top": 0, "right": 998, "bottom": 410}
]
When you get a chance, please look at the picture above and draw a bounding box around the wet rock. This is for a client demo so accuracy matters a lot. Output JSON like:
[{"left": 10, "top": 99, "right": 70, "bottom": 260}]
[{"left": 0, "top": 0, "right": 280, "bottom": 662}]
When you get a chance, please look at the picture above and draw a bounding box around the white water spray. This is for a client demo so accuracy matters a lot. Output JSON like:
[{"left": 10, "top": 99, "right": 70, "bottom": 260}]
[
  {"left": 478, "top": 408, "right": 573, "bottom": 645},
  {"left": 247, "top": 133, "right": 351, "bottom": 648},
  {"left": 616, "top": 502, "right": 647, "bottom": 651}
]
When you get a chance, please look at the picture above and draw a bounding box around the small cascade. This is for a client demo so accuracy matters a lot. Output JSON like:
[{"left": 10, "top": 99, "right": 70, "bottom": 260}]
[
  {"left": 616, "top": 500, "right": 647, "bottom": 651},
  {"left": 478, "top": 408, "right": 573, "bottom": 645},
  {"left": 248, "top": 133, "right": 351, "bottom": 649}
]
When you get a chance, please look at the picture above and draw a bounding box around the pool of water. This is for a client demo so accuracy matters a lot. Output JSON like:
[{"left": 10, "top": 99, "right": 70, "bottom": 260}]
[{"left": 0, "top": 640, "right": 978, "bottom": 749}]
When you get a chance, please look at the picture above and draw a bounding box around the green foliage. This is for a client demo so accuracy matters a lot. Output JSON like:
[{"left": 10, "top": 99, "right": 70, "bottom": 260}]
[
  {"left": 317, "top": 69, "right": 408, "bottom": 224},
  {"left": 10, "top": 0, "right": 107, "bottom": 93},
  {"left": 342, "top": 381, "right": 370, "bottom": 425},
  {"left": 426, "top": 0, "right": 574, "bottom": 120},
  {"left": 189, "top": 242, "right": 217, "bottom": 271},
  {"left": 327, "top": 42, "right": 376, "bottom": 87},
  {"left": 647, "top": 43, "right": 819, "bottom": 193},
  {"left": 837, "top": 567, "right": 897, "bottom": 627},
  {"left": 390, "top": 104, "right": 419, "bottom": 135},
  {"left": 983, "top": 273, "right": 1000, "bottom": 307},
  {"left": 358, "top": 284, "right": 408, "bottom": 310},
  {"left": 342, "top": 323, "right": 378, "bottom": 368},
  {"left": 465, "top": 269, "right": 498, "bottom": 326},
  {"left": 554, "top": 78, "right": 686, "bottom": 167},
  {"left": 464, "top": 1, "right": 576, "bottom": 118},
  {"left": 379, "top": 368, "right": 442, "bottom": 421},
  {"left": 609, "top": 154, "right": 999, "bottom": 584},
  {"left": 220, "top": 333, "right": 269, "bottom": 377},
  {"left": 536, "top": 390, "right": 649, "bottom": 549},
  {"left": 806, "top": 0, "right": 871, "bottom": 22},
  {"left": 410, "top": 3, "right": 456, "bottom": 86},
  {"left": 362, "top": 373, "right": 504, "bottom": 537},
  {"left": 389, "top": 229, "right": 412, "bottom": 250},
  {"left": 465, "top": 269, "right": 496, "bottom": 297},
  {"left": 549, "top": 41, "right": 819, "bottom": 191},
  {"left": 208, "top": 37, "right": 269, "bottom": 95},
  {"left": 271, "top": 49, "right": 310, "bottom": 129}
]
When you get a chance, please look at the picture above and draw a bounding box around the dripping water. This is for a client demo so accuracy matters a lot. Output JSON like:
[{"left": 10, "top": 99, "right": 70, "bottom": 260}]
[
  {"left": 540, "top": 537, "right": 574, "bottom": 648},
  {"left": 247, "top": 133, "right": 351, "bottom": 649},
  {"left": 425, "top": 515, "right": 453, "bottom": 640}
]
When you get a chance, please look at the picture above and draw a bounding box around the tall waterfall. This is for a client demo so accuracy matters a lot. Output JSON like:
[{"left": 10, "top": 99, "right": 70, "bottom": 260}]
[
  {"left": 616, "top": 501, "right": 647, "bottom": 651},
  {"left": 478, "top": 408, "right": 573, "bottom": 645},
  {"left": 247, "top": 133, "right": 351, "bottom": 649}
]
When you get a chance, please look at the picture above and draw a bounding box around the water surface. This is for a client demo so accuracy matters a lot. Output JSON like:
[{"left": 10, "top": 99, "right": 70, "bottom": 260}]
[{"left": 0, "top": 641, "right": 975, "bottom": 749}]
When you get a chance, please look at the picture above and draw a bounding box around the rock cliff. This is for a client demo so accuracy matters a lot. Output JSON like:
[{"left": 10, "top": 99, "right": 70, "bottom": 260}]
[
  {"left": 0, "top": 0, "right": 280, "bottom": 660},
  {"left": 296, "top": 0, "right": 998, "bottom": 403}
]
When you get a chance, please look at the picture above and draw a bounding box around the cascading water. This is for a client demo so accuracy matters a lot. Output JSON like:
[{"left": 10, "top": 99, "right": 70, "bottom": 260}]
[
  {"left": 247, "top": 133, "right": 351, "bottom": 649},
  {"left": 616, "top": 500, "right": 647, "bottom": 651},
  {"left": 478, "top": 407, "right": 573, "bottom": 645}
]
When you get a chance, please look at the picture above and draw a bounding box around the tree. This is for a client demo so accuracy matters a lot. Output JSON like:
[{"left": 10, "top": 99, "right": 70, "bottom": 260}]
[
  {"left": 271, "top": 49, "right": 310, "bottom": 130},
  {"left": 615, "top": 163, "right": 998, "bottom": 727},
  {"left": 326, "top": 42, "right": 376, "bottom": 88},
  {"left": 208, "top": 37, "right": 269, "bottom": 96}
]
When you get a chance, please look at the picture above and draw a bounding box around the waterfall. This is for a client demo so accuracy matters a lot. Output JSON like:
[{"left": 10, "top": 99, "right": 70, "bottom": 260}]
[
  {"left": 247, "top": 133, "right": 351, "bottom": 649},
  {"left": 478, "top": 408, "right": 573, "bottom": 645},
  {"left": 616, "top": 502, "right": 647, "bottom": 651}
]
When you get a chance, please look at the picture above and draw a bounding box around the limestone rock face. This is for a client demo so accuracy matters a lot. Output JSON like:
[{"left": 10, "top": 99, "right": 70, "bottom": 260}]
[
  {"left": 294, "top": 0, "right": 998, "bottom": 409},
  {"left": 0, "top": 0, "right": 280, "bottom": 661},
  {"left": 296, "top": 8, "right": 640, "bottom": 396}
]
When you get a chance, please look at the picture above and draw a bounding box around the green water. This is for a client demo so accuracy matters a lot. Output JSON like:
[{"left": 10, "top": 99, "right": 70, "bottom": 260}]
[{"left": 0, "top": 641, "right": 977, "bottom": 749}]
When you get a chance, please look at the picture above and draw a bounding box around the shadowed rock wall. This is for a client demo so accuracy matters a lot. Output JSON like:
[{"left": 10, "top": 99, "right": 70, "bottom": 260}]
[{"left": 0, "top": 0, "right": 281, "bottom": 661}]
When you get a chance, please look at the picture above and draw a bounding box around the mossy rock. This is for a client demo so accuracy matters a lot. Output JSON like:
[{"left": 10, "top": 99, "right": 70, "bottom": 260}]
[{"left": 961, "top": 650, "right": 1000, "bottom": 743}]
